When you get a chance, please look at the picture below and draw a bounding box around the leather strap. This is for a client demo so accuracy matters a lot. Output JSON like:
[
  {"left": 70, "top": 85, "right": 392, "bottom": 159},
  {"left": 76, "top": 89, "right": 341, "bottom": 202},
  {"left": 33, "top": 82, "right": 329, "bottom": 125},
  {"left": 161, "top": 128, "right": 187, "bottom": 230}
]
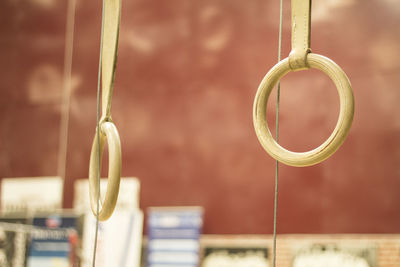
[
  {"left": 101, "top": 0, "right": 121, "bottom": 120},
  {"left": 288, "top": 0, "right": 312, "bottom": 71}
]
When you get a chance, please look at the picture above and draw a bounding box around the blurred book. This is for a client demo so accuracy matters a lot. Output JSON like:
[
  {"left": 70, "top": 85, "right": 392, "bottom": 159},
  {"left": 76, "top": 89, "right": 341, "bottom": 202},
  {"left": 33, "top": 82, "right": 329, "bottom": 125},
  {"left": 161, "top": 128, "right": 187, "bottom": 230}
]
[
  {"left": 0, "top": 215, "right": 30, "bottom": 267},
  {"left": 80, "top": 210, "right": 143, "bottom": 267},
  {"left": 73, "top": 177, "right": 140, "bottom": 212},
  {"left": 147, "top": 206, "right": 203, "bottom": 267},
  {"left": 26, "top": 213, "right": 82, "bottom": 267},
  {"left": 1, "top": 177, "right": 63, "bottom": 213}
]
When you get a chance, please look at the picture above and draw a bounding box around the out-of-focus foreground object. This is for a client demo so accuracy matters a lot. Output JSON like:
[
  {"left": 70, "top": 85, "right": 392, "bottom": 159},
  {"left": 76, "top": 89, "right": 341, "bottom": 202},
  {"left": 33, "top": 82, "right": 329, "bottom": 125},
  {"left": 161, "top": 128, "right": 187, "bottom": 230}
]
[
  {"left": 147, "top": 207, "right": 204, "bottom": 267},
  {"left": 88, "top": 0, "right": 122, "bottom": 221}
]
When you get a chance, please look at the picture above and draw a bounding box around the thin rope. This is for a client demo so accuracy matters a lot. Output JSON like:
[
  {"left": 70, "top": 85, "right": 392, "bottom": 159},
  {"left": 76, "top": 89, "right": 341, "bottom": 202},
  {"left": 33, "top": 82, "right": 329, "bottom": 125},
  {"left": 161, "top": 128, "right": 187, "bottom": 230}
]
[
  {"left": 272, "top": 0, "right": 283, "bottom": 266},
  {"left": 92, "top": 0, "right": 106, "bottom": 266},
  {"left": 57, "top": 0, "right": 77, "bottom": 180}
]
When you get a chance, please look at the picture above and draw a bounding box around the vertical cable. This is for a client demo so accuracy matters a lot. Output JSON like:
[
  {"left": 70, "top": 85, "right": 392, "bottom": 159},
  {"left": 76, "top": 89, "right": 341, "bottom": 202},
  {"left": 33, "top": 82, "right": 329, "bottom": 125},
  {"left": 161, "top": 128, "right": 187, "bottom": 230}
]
[
  {"left": 272, "top": 0, "right": 284, "bottom": 266},
  {"left": 57, "top": 0, "right": 77, "bottom": 181},
  {"left": 92, "top": 0, "right": 106, "bottom": 266}
]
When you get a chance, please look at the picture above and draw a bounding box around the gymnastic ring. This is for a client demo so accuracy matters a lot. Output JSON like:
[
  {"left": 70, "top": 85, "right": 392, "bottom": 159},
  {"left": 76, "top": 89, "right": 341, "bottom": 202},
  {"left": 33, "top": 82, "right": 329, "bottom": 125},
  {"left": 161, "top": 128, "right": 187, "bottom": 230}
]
[
  {"left": 253, "top": 53, "right": 354, "bottom": 167},
  {"left": 89, "top": 121, "right": 121, "bottom": 221}
]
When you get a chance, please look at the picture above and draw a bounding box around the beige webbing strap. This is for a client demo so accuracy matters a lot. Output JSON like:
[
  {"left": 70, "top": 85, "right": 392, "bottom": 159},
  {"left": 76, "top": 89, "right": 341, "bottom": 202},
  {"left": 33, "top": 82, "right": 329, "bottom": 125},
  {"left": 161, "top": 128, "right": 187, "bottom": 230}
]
[
  {"left": 289, "top": 0, "right": 312, "bottom": 70},
  {"left": 101, "top": 0, "right": 121, "bottom": 119}
]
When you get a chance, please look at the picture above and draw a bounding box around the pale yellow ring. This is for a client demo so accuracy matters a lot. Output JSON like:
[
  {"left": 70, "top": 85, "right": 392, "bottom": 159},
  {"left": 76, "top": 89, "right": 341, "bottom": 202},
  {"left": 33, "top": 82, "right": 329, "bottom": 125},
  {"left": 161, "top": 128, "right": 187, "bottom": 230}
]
[
  {"left": 253, "top": 53, "right": 354, "bottom": 167},
  {"left": 89, "top": 121, "right": 121, "bottom": 221}
]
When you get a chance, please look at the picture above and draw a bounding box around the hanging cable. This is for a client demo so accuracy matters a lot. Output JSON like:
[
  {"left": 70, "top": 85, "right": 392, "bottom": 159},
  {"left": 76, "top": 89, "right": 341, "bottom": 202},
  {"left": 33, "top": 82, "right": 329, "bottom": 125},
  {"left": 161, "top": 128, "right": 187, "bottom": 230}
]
[{"left": 272, "top": 0, "right": 284, "bottom": 266}]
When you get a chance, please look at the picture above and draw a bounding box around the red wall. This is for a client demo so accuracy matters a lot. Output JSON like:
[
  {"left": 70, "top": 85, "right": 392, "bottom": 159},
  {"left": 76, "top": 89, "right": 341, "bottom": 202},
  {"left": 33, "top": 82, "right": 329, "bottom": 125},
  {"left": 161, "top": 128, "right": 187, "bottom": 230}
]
[{"left": 1, "top": 0, "right": 399, "bottom": 234}]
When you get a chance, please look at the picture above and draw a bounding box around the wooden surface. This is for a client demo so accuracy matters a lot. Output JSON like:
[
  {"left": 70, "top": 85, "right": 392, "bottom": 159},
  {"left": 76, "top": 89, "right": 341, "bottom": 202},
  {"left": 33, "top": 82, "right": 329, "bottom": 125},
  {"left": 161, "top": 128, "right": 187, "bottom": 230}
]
[
  {"left": 89, "top": 121, "right": 121, "bottom": 221},
  {"left": 254, "top": 54, "right": 354, "bottom": 166},
  {"left": 0, "top": 0, "right": 399, "bottom": 234}
]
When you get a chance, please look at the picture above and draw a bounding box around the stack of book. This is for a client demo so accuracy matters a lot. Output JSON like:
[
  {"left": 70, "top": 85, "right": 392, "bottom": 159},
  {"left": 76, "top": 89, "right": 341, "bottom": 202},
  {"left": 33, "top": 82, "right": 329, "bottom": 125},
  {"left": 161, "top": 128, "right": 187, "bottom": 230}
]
[
  {"left": 0, "top": 213, "right": 81, "bottom": 267},
  {"left": 0, "top": 176, "right": 144, "bottom": 267},
  {"left": 147, "top": 207, "right": 203, "bottom": 267}
]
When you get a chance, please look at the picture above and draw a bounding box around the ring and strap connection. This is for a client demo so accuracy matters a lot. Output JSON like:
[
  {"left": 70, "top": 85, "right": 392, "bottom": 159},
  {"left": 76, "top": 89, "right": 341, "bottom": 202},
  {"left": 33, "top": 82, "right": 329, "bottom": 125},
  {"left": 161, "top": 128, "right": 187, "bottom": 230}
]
[
  {"left": 253, "top": 0, "right": 354, "bottom": 167},
  {"left": 288, "top": 0, "right": 311, "bottom": 70},
  {"left": 89, "top": 0, "right": 122, "bottom": 222}
]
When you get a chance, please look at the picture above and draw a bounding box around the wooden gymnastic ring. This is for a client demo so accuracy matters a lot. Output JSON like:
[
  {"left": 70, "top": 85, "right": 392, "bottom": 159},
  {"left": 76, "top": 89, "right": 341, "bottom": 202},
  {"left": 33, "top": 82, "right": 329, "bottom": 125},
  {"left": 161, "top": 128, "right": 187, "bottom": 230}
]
[
  {"left": 89, "top": 121, "right": 121, "bottom": 220},
  {"left": 253, "top": 53, "right": 354, "bottom": 167}
]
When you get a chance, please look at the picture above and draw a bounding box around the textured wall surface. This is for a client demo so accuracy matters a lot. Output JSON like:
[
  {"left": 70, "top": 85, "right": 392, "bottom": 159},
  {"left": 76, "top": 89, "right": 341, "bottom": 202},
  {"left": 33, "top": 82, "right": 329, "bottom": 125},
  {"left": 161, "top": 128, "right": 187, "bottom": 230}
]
[{"left": 0, "top": 0, "right": 399, "bottom": 234}]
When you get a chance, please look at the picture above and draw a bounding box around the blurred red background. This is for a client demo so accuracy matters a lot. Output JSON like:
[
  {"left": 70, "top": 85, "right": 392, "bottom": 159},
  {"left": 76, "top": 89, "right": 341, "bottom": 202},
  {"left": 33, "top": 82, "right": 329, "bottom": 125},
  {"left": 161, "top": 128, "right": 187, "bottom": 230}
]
[{"left": 0, "top": 0, "right": 399, "bottom": 234}]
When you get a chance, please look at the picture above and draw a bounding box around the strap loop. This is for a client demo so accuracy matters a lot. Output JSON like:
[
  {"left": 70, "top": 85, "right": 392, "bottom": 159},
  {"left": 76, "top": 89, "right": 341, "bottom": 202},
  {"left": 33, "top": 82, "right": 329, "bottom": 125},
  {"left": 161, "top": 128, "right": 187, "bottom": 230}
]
[{"left": 288, "top": 0, "right": 312, "bottom": 71}]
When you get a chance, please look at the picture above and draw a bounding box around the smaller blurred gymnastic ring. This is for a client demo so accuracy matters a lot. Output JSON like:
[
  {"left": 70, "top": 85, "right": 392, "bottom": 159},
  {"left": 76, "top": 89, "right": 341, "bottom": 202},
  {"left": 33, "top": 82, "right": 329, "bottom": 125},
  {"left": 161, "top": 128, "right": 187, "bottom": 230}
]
[
  {"left": 89, "top": 121, "right": 121, "bottom": 221},
  {"left": 253, "top": 53, "right": 354, "bottom": 167}
]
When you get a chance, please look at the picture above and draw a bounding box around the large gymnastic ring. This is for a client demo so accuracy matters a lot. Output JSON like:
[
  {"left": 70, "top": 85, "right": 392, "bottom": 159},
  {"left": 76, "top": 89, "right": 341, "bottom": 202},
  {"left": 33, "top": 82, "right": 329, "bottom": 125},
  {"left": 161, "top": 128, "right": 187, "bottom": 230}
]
[
  {"left": 253, "top": 53, "right": 354, "bottom": 167},
  {"left": 89, "top": 121, "right": 121, "bottom": 221}
]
